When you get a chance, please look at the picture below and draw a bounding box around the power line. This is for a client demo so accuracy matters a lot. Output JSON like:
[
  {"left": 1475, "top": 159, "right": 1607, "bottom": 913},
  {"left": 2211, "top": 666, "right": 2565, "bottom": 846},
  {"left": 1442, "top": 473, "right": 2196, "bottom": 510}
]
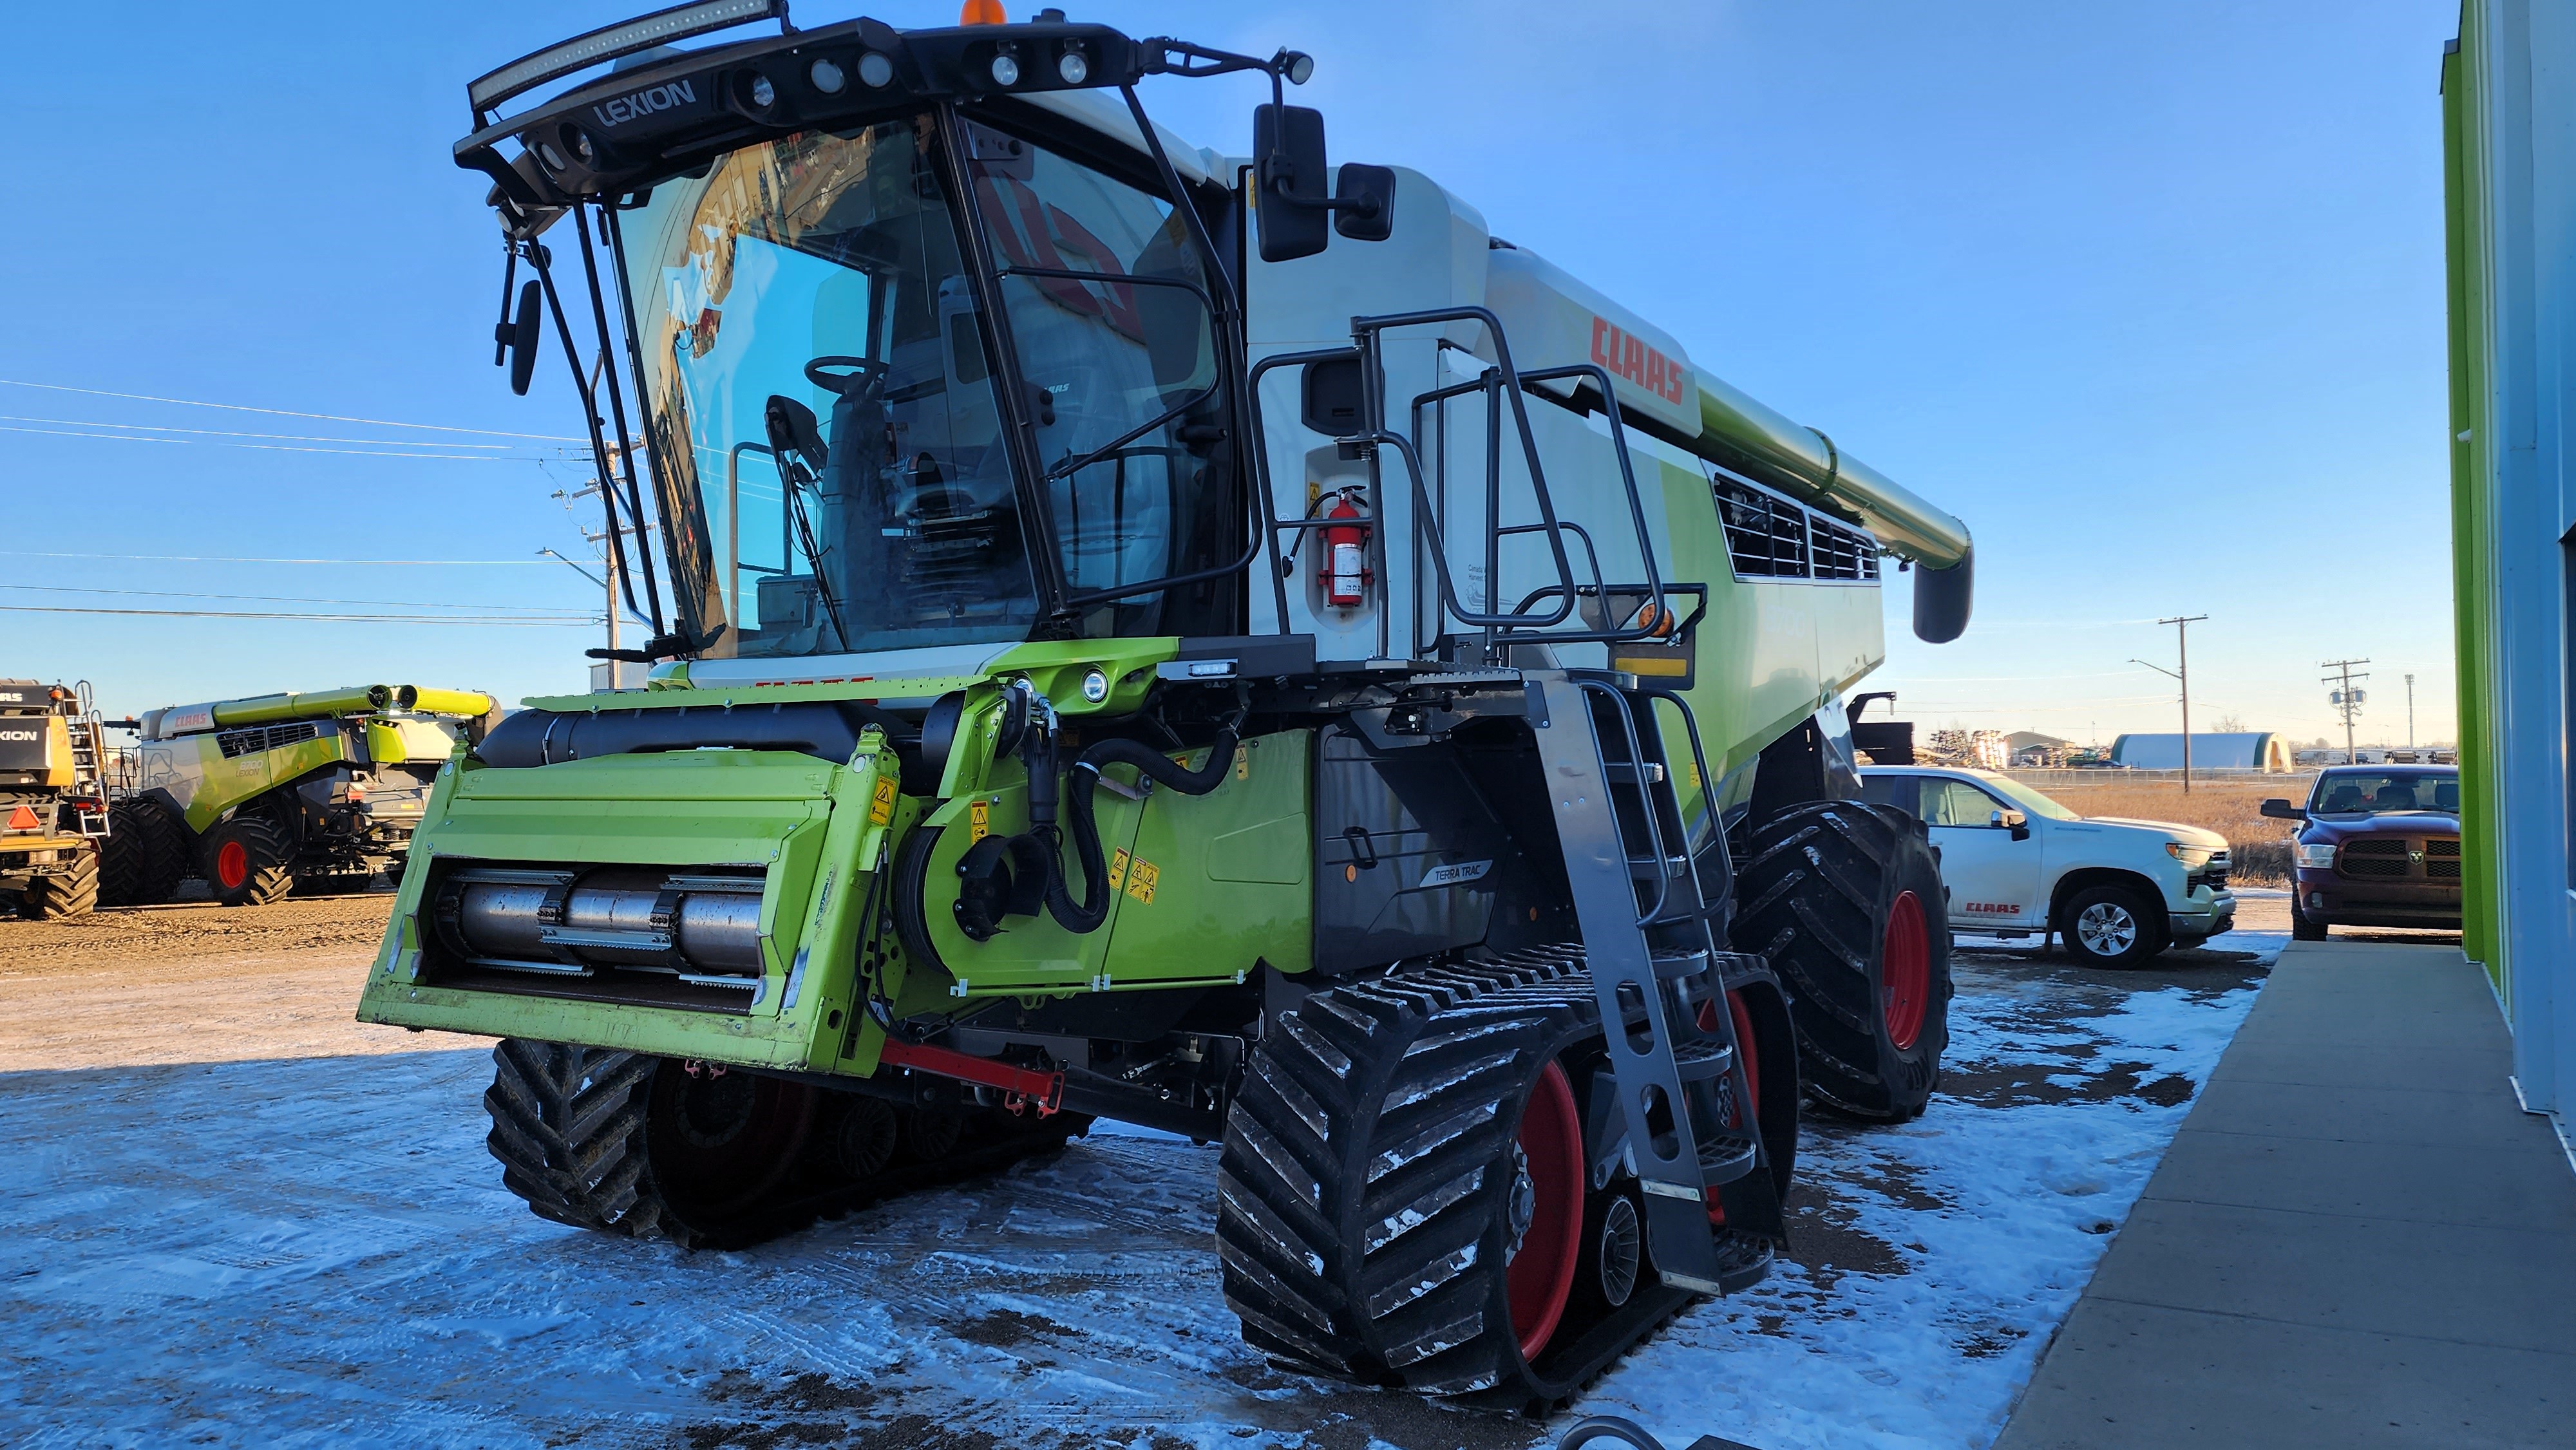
[
  {"left": 0, "top": 550, "right": 560, "bottom": 566},
  {"left": 0, "top": 583, "right": 594, "bottom": 614},
  {"left": 0, "top": 378, "right": 587, "bottom": 442},
  {"left": 0, "top": 413, "right": 517, "bottom": 449},
  {"left": 1, "top": 604, "right": 594, "bottom": 625},
  {"left": 0, "top": 422, "right": 543, "bottom": 462}
]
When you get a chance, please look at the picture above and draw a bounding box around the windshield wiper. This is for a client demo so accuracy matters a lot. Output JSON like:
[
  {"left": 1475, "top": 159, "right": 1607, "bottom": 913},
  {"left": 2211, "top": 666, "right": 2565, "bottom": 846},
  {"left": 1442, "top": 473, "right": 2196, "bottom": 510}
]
[{"left": 762, "top": 395, "right": 853, "bottom": 651}]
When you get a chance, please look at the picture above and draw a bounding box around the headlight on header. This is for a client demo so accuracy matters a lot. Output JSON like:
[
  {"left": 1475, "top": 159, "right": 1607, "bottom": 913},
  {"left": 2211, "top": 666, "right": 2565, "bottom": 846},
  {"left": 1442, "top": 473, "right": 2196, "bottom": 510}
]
[
  {"left": 2165, "top": 842, "right": 2215, "bottom": 867},
  {"left": 2295, "top": 843, "right": 2338, "bottom": 869}
]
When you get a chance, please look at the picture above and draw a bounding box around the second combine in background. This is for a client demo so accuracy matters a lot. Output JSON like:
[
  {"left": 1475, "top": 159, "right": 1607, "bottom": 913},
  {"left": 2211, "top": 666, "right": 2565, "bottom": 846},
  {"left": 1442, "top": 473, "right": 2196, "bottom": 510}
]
[{"left": 105, "top": 685, "right": 498, "bottom": 907}]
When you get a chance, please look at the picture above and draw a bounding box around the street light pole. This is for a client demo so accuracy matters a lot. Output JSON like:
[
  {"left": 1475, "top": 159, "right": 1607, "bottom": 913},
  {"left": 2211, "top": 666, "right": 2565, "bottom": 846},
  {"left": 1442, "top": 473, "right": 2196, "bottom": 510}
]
[
  {"left": 2132, "top": 614, "right": 2208, "bottom": 793},
  {"left": 2405, "top": 672, "right": 2416, "bottom": 749}
]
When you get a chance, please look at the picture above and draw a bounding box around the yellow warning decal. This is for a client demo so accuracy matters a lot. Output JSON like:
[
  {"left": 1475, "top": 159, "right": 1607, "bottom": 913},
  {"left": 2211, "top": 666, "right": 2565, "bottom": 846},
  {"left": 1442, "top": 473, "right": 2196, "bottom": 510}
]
[
  {"left": 1108, "top": 848, "right": 1130, "bottom": 893},
  {"left": 869, "top": 775, "right": 898, "bottom": 825},
  {"left": 1235, "top": 743, "right": 1251, "bottom": 781},
  {"left": 969, "top": 798, "right": 989, "bottom": 844},
  {"left": 1125, "top": 857, "right": 1160, "bottom": 905}
]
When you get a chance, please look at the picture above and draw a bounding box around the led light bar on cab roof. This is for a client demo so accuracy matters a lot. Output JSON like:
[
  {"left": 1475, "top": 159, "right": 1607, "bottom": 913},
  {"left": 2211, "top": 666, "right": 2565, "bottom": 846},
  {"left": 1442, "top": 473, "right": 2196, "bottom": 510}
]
[{"left": 468, "top": 0, "right": 786, "bottom": 119}]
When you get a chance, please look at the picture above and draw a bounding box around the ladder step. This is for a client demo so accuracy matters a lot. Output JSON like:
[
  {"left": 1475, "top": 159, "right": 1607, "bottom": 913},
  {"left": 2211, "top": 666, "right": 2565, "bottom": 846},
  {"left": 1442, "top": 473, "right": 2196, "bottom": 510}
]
[
  {"left": 1602, "top": 760, "right": 1666, "bottom": 785},
  {"left": 1671, "top": 1038, "right": 1734, "bottom": 1082},
  {"left": 1696, "top": 1131, "right": 1759, "bottom": 1187},
  {"left": 1650, "top": 948, "right": 1712, "bottom": 982}
]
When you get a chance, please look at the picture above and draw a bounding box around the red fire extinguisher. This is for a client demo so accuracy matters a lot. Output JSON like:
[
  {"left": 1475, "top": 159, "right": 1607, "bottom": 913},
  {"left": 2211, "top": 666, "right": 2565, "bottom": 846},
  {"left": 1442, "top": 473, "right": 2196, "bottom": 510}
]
[{"left": 1320, "top": 487, "right": 1372, "bottom": 608}]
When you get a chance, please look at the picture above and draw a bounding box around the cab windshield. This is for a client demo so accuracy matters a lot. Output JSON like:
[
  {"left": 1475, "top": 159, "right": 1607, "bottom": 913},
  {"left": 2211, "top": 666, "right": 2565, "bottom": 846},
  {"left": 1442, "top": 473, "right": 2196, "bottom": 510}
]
[
  {"left": 2308, "top": 771, "right": 2460, "bottom": 815},
  {"left": 618, "top": 113, "right": 1226, "bottom": 659}
]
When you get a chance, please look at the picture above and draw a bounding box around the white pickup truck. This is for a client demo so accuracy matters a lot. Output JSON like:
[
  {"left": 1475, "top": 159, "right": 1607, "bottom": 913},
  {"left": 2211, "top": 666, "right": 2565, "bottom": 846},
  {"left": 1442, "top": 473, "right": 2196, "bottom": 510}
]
[{"left": 1855, "top": 766, "right": 2237, "bottom": 965}]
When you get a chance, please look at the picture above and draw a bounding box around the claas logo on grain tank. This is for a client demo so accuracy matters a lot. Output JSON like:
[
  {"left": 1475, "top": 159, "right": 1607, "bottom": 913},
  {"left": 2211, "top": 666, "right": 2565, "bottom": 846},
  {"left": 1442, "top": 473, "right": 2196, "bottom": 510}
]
[{"left": 1591, "top": 317, "right": 1685, "bottom": 404}]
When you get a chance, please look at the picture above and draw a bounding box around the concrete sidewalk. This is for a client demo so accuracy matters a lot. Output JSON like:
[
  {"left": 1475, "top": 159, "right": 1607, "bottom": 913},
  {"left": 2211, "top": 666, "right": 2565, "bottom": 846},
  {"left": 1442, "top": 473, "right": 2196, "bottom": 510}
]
[{"left": 1996, "top": 941, "right": 2576, "bottom": 1449}]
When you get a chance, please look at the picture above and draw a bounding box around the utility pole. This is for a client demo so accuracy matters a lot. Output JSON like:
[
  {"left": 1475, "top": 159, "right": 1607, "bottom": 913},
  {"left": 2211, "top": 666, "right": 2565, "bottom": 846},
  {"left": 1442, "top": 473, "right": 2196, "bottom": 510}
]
[
  {"left": 2322, "top": 658, "right": 2371, "bottom": 764},
  {"left": 2132, "top": 614, "right": 2208, "bottom": 793},
  {"left": 2405, "top": 673, "right": 2416, "bottom": 749}
]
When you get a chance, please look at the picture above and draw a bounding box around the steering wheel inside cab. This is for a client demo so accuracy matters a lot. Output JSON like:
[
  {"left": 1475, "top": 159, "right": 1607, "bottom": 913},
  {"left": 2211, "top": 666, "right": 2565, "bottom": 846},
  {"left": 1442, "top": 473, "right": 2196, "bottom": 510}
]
[{"left": 804, "top": 355, "right": 884, "bottom": 396}]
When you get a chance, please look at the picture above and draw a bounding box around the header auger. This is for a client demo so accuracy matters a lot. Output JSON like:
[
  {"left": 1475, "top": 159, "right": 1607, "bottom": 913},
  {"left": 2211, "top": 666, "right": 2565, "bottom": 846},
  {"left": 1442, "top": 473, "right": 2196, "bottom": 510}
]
[{"left": 360, "top": 1, "right": 1972, "bottom": 1413}]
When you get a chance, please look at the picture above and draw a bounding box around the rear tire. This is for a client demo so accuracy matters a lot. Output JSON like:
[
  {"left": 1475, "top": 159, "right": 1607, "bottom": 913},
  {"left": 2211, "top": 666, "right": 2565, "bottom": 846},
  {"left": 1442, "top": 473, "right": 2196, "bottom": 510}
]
[
  {"left": 100, "top": 798, "right": 187, "bottom": 907},
  {"left": 1734, "top": 801, "right": 1951, "bottom": 1123},
  {"left": 202, "top": 814, "right": 295, "bottom": 907},
  {"left": 2056, "top": 884, "right": 2169, "bottom": 966},
  {"left": 25, "top": 843, "right": 100, "bottom": 919}
]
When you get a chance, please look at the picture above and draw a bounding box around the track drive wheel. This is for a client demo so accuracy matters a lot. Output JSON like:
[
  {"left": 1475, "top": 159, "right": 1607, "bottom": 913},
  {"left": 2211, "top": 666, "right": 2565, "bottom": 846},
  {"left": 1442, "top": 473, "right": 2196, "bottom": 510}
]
[
  {"left": 1734, "top": 801, "right": 1951, "bottom": 1122},
  {"left": 100, "top": 798, "right": 187, "bottom": 907},
  {"left": 1217, "top": 959, "right": 1708, "bottom": 1413},
  {"left": 202, "top": 813, "right": 296, "bottom": 907},
  {"left": 24, "top": 842, "right": 100, "bottom": 919}
]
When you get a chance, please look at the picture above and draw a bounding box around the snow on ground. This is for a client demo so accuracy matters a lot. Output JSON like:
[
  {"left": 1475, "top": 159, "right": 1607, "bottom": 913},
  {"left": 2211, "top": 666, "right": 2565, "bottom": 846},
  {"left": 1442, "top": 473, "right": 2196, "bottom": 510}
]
[{"left": 0, "top": 932, "right": 2280, "bottom": 1450}]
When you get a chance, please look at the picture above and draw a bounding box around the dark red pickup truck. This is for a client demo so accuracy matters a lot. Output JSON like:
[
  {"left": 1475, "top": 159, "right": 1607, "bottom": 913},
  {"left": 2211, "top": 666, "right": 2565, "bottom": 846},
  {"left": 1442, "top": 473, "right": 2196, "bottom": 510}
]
[{"left": 2262, "top": 764, "right": 2461, "bottom": 940}]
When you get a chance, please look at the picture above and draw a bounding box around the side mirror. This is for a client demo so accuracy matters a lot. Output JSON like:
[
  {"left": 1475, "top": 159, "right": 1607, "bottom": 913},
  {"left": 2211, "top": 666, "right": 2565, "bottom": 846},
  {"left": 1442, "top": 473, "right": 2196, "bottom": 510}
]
[
  {"left": 1991, "top": 808, "right": 2031, "bottom": 841},
  {"left": 1253, "top": 103, "right": 1331, "bottom": 261},
  {"left": 504, "top": 279, "right": 543, "bottom": 396},
  {"left": 2259, "top": 798, "right": 2305, "bottom": 821},
  {"left": 1333, "top": 164, "right": 1396, "bottom": 241},
  {"left": 762, "top": 395, "right": 828, "bottom": 477}
]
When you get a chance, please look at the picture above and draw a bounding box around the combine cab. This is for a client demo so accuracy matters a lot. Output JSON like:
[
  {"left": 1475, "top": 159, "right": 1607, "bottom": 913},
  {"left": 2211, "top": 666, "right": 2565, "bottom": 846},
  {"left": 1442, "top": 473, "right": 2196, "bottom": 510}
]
[
  {"left": 359, "top": 3, "right": 1976, "bottom": 1411},
  {"left": 0, "top": 679, "right": 115, "bottom": 918},
  {"left": 105, "top": 685, "right": 498, "bottom": 907}
]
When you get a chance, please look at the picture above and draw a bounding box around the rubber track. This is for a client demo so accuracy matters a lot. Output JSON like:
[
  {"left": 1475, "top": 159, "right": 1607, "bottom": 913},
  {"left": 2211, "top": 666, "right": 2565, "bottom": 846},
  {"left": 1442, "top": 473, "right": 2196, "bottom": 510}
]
[
  {"left": 24, "top": 842, "right": 99, "bottom": 919},
  {"left": 481, "top": 1040, "right": 1087, "bottom": 1251},
  {"left": 1732, "top": 801, "right": 1951, "bottom": 1122},
  {"left": 1217, "top": 950, "right": 1762, "bottom": 1413}
]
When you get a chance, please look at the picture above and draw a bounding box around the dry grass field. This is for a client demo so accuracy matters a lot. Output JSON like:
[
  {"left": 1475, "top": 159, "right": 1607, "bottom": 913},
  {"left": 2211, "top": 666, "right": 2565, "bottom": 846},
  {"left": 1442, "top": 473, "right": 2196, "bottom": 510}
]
[{"left": 2017, "top": 777, "right": 2304, "bottom": 883}]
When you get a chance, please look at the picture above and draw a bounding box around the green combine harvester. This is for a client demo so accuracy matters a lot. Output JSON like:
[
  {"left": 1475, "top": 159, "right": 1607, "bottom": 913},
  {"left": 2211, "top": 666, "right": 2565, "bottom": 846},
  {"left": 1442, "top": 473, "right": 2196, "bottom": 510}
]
[
  {"left": 359, "top": 3, "right": 1977, "bottom": 1411},
  {"left": 105, "top": 685, "right": 498, "bottom": 907}
]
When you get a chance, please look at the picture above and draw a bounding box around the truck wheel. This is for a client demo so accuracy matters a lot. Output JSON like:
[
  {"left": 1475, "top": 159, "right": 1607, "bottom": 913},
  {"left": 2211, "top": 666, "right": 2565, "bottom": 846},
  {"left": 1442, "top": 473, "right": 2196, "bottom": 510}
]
[
  {"left": 1217, "top": 956, "right": 1721, "bottom": 1413},
  {"left": 2057, "top": 885, "right": 2168, "bottom": 967},
  {"left": 202, "top": 814, "right": 295, "bottom": 907},
  {"left": 1734, "top": 802, "right": 1951, "bottom": 1122},
  {"left": 25, "top": 843, "right": 100, "bottom": 919},
  {"left": 2291, "top": 896, "right": 2329, "bottom": 942},
  {"left": 101, "top": 798, "right": 187, "bottom": 907}
]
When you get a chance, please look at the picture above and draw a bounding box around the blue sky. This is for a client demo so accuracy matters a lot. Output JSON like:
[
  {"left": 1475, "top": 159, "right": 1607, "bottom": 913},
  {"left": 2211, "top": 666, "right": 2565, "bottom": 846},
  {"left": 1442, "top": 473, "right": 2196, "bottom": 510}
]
[{"left": 3, "top": 1, "right": 2458, "bottom": 747}]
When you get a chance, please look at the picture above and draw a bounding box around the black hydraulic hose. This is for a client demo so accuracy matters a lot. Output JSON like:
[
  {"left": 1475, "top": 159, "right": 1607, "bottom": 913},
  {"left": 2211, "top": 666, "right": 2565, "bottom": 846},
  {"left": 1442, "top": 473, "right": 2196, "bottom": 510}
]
[{"left": 1043, "top": 720, "right": 1240, "bottom": 934}]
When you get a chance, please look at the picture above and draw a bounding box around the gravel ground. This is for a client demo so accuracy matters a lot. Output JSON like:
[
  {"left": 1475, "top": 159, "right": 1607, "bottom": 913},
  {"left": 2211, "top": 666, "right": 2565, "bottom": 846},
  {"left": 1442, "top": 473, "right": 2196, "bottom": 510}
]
[{"left": 0, "top": 894, "right": 2295, "bottom": 1450}]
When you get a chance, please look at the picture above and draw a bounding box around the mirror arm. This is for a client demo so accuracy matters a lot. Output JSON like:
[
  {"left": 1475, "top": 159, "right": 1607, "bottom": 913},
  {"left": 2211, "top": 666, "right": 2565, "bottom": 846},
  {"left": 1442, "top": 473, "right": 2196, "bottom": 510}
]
[{"left": 1263, "top": 174, "right": 1383, "bottom": 220}]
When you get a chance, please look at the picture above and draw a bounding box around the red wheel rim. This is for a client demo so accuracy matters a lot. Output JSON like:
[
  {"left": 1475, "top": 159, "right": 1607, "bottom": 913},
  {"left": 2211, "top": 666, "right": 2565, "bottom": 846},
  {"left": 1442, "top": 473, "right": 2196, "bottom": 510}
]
[
  {"left": 215, "top": 840, "right": 249, "bottom": 891},
  {"left": 1700, "top": 991, "right": 1761, "bottom": 1225},
  {"left": 1506, "top": 1060, "right": 1583, "bottom": 1362},
  {"left": 1882, "top": 889, "right": 1930, "bottom": 1051}
]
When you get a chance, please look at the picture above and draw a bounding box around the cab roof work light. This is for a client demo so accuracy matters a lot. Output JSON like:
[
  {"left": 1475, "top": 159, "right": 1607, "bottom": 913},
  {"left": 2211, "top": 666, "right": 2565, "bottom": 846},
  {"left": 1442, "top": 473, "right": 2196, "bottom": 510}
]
[{"left": 468, "top": 0, "right": 789, "bottom": 121}]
